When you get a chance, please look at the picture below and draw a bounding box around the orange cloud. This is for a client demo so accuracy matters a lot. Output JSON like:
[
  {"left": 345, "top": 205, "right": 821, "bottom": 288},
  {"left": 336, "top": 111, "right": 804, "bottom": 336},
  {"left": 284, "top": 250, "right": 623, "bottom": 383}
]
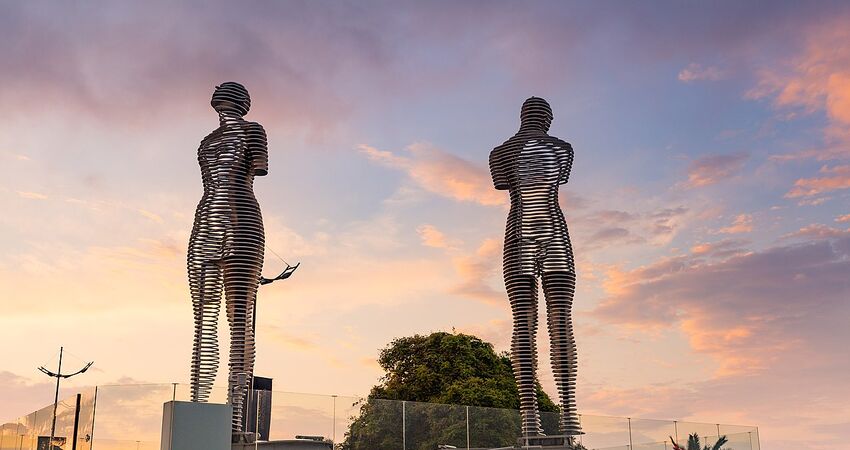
[
  {"left": 690, "top": 239, "right": 749, "bottom": 258},
  {"left": 416, "top": 224, "right": 452, "bottom": 249},
  {"left": 717, "top": 214, "right": 753, "bottom": 234},
  {"left": 682, "top": 153, "right": 748, "bottom": 188},
  {"left": 450, "top": 238, "right": 504, "bottom": 306},
  {"left": 836, "top": 214, "right": 850, "bottom": 223},
  {"left": 783, "top": 223, "right": 850, "bottom": 240},
  {"left": 786, "top": 164, "right": 850, "bottom": 198},
  {"left": 594, "top": 234, "right": 850, "bottom": 379},
  {"left": 359, "top": 143, "right": 506, "bottom": 206},
  {"left": 749, "top": 20, "right": 850, "bottom": 161},
  {"left": 16, "top": 191, "right": 47, "bottom": 200}
]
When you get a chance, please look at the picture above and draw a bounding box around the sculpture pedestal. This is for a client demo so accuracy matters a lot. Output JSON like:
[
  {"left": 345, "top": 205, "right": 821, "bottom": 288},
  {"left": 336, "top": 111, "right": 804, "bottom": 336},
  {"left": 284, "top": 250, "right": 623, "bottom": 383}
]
[
  {"left": 516, "top": 435, "right": 577, "bottom": 449},
  {"left": 161, "top": 401, "right": 232, "bottom": 450}
]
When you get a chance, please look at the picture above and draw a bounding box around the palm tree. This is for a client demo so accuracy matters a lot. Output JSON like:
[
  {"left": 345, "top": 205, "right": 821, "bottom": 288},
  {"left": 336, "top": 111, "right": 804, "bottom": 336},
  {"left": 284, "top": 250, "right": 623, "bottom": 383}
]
[{"left": 670, "top": 433, "right": 729, "bottom": 450}]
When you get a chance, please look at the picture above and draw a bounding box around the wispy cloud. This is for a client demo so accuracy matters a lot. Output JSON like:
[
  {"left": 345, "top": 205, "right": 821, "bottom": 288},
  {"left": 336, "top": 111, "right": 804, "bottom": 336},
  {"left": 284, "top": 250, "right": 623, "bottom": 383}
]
[
  {"left": 16, "top": 191, "right": 48, "bottom": 200},
  {"left": 682, "top": 153, "right": 749, "bottom": 188},
  {"left": 716, "top": 214, "right": 753, "bottom": 234},
  {"left": 594, "top": 234, "right": 850, "bottom": 378},
  {"left": 678, "top": 63, "right": 726, "bottom": 83},
  {"left": 450, "top": 238, "right": 504, "bottom": 306},
  {"left": 786, "top": 164, "right": 850, "bottom": 198},
  {"left": 359, "top": 143, "right": 505, "bottom": 206},
  {"left": 416, "top": 224, "right": 454, "bottom": 249}
]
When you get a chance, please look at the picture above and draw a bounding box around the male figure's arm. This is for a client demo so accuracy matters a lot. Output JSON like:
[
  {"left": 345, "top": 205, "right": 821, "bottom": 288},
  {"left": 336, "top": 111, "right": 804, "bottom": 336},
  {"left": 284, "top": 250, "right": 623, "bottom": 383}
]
[{"left": 555, "top": 139, "right": 573, "bottom": 185}]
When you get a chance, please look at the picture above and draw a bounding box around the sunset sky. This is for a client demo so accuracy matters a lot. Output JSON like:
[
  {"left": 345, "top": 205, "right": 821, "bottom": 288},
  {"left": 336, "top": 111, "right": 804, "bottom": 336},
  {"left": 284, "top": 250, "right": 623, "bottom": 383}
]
[{"left": 1, "top": 1, "right": 849, "bottom": 449}]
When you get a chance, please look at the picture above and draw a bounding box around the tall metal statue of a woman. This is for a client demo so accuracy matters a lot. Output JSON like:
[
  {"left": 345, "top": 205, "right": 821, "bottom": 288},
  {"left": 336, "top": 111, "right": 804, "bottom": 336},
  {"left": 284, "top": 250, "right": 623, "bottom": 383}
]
[
  {"left": 489, "top": 97, "right": 581, "bottom": 442},
  {"left": 188, "top": 82, "right": 267, "bottom": 436}
]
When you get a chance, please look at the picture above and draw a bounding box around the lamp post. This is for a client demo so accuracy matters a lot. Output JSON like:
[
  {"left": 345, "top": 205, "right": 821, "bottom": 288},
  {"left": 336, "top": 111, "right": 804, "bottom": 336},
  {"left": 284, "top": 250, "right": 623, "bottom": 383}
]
[{"left": 38, "top": 347, "right": 93, "bottom": 450}]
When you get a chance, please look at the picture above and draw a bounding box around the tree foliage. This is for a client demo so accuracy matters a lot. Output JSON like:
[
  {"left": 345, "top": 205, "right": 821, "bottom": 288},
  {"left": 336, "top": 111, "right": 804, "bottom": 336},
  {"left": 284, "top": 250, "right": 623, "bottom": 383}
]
[
  {"left": 671, "top": 433, "right": 730, "bottom": 450},
  {"left": 341, "top": 332, "right": 560, "bottom": 449}
]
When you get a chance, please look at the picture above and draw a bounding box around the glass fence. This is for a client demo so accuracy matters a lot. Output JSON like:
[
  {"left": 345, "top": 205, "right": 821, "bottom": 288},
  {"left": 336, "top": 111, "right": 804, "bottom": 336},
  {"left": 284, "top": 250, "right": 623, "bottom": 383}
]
[{"left": 1, "top": 384, "right": 760, "bottom": 450}]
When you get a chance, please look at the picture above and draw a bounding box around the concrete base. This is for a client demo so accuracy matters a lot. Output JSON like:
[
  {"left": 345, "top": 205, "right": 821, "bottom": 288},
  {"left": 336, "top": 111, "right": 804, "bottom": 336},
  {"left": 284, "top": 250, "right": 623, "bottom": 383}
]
[
  {"left": 161, "top": 401, "right": 232, "bottom": 450},
  {"left": 232, "top": 440, "right": 332, "bottom": 450}
]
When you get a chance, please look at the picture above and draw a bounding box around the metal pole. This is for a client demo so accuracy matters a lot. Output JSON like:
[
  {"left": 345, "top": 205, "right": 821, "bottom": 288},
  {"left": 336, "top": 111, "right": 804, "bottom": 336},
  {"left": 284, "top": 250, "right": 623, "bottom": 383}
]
[
  {"left": 627, "top": 417, "right": 633, "bottom": 450},
  {"left": 71, "top": 394, "right": 81, "bottom": 450},
  {"left": 332, "top": 395, "right": 337, "bottom": 444},
  {"left": 172, "top": 383, "right": 177, "bottom": 401},
  {"left": 402, "top": 401, "right": 406, "bottom": 450},
  {"left": 49, "top": 347, "right": 64, "bottom": 448},
  {"left": 674, "top": 420, "right": 678, "bottom": 444},
  {"left": 90, "top": 386, "right": 99, "bottom": 450},
  {"left": 465, "top": 406, "right": 470, "bottom": 450}
]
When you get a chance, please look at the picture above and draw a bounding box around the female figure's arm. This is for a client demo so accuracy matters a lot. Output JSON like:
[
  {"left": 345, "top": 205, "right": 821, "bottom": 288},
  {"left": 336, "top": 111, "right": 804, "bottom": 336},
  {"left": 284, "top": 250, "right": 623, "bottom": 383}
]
[{"left": 246, "top": 122, "right": 268, "bottom": 176}]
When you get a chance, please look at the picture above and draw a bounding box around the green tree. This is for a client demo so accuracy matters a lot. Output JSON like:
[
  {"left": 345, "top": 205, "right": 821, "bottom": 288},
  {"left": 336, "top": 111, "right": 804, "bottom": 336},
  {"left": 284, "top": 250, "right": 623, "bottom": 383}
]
[
  {"left": 340, "top": 332, "right": 560, "bottom": 449},
  {"left": 671, "top": 433, "right": 729, "bottom": 450}
]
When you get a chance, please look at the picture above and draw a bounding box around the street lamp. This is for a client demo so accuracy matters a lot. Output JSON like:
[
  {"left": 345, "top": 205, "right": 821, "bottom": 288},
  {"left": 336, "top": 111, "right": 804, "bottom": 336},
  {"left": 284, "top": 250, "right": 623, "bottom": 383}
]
[{"left": 38, "top": 347, "right": 93, "bottom": 450}]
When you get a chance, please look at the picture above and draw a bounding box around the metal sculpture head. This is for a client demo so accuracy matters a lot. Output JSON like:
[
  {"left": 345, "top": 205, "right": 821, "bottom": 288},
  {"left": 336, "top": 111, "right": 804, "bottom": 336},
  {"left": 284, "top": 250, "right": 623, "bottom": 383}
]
[
  {"left": 519, "top": 96, "right": 553, "bottom": 132},
  {"left": 211, "top": 81, "right": 251, "bottom": 117}
]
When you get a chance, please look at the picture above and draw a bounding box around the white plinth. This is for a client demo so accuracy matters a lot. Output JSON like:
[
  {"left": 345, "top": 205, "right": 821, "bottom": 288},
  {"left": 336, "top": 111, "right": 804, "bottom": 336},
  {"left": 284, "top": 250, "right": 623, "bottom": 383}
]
[{"left": 161, "top": 401, "right": 232, "bottom": 450}]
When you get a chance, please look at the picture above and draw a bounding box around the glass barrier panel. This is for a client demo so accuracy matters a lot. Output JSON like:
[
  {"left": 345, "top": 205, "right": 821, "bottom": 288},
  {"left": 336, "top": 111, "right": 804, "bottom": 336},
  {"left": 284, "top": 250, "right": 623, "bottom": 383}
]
[
  {"left": 74, "top": 388, "right": 97, "bottom": 450},
  {"left": 267, "top": 391, "right": 334, "bottom": 441},
  {"left": 91, "top": 384, "right": 175, "bottom": 444},
  {"left": 404, "top": 401, "right": 466, "bottom": 450},
  {"left": 708, "top": 431, "right": 754, "bottom": 450},
  {"left": 468, "top": 404, "right": 521, "bottom": 448},
  {"left": 332, "top": 395, "right": 364, "bottom": 447},
  {"left": 0, "top": 422, "right": 13, "bottom": 450},
  {"left": 674, "top": 420, "right": 721, "bottom": 445},
  {"left": 629, "top": 418, "right": 676, "bottom": 447},
  {"left": 631, "top": 442, "right": 670, "bottom": 450},
  {"left": 573, "top": 414, "right": 631, "bottom": 450},
  {"left": 88, "top": 439, "right": 158, "bottom": 450},
  {"left": 337, "top": 398, "right": 402, "bottom": 450}
]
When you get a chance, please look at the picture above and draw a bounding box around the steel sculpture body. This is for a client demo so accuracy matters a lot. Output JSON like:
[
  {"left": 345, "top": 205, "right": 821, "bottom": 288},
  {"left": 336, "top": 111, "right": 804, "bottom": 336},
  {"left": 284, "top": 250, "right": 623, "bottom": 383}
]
[
  {"left": 489, "top": 97, "right": 581, "bottom": 438},
  {"left": 188, "top": 82, "right": 267, "bottom": 434}
]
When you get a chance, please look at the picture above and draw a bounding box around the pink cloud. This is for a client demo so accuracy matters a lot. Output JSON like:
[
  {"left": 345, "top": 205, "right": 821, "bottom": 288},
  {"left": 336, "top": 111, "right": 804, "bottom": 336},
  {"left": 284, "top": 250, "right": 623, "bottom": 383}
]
[
  {"left": 678, "top": 63, "right": 726, "bottom": 83},
  {"left": 594, "top": 234, "right": 850, "bottom": 379},
  {"left": 359, "top": 144, "right": 506, "bottom": 206},
  {"left": 785, "top": 164, "right": 850, "bottom": 198},
  {"left": 836, "top": 213, "right": 850, "bottom": 223},
  {"left": 690, "top": 239, "right": 750, "bottom": 258},
  {"left": 716, "top": 214, "right": 753, "bottom": 234},
  {"left": 782, "top": 223, "right": 850, "bottom": 240},
  {"left": 682, "top": 153, "right": 748, "bottom": 188},
  {"left": 416, "top": 224, "right": 453, "bottom": 249},
  {"left": 749, "top": 18, "right": 850, "bottom": 161},
  {"left": 450, "top": 238, "right": 504, "bottom": 306}
]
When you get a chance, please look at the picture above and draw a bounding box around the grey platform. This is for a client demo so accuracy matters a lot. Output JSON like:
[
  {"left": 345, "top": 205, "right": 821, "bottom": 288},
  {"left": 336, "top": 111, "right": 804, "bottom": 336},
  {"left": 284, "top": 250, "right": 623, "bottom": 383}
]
[{"left": 161, "top": 401, "right": 232, "bottom": 450}]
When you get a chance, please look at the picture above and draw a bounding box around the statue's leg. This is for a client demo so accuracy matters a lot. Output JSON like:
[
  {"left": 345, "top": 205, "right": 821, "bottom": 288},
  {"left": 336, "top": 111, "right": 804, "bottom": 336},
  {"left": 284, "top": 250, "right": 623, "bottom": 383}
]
[
  {"left": 189, "top": 259, "right": 223, "bottom": 402},
  {"left": 542, "top": 271, "right": 581, "bottom": 436},
  {"left": 507, "top": 273, "right": 543, "bottom": 436},
  {"left": 223, "top": 257, "right": 259, "bottom": 433}
]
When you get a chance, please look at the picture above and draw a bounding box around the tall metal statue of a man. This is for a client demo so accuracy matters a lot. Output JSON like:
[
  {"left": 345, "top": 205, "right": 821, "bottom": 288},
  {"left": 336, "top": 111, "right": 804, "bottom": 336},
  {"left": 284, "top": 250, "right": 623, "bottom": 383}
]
[
  {"left": 489, "top": 97, "right": 581, "bottom": 440},
  {"left": 188, "top": 82, "right": 267, "bottom": 435}
]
